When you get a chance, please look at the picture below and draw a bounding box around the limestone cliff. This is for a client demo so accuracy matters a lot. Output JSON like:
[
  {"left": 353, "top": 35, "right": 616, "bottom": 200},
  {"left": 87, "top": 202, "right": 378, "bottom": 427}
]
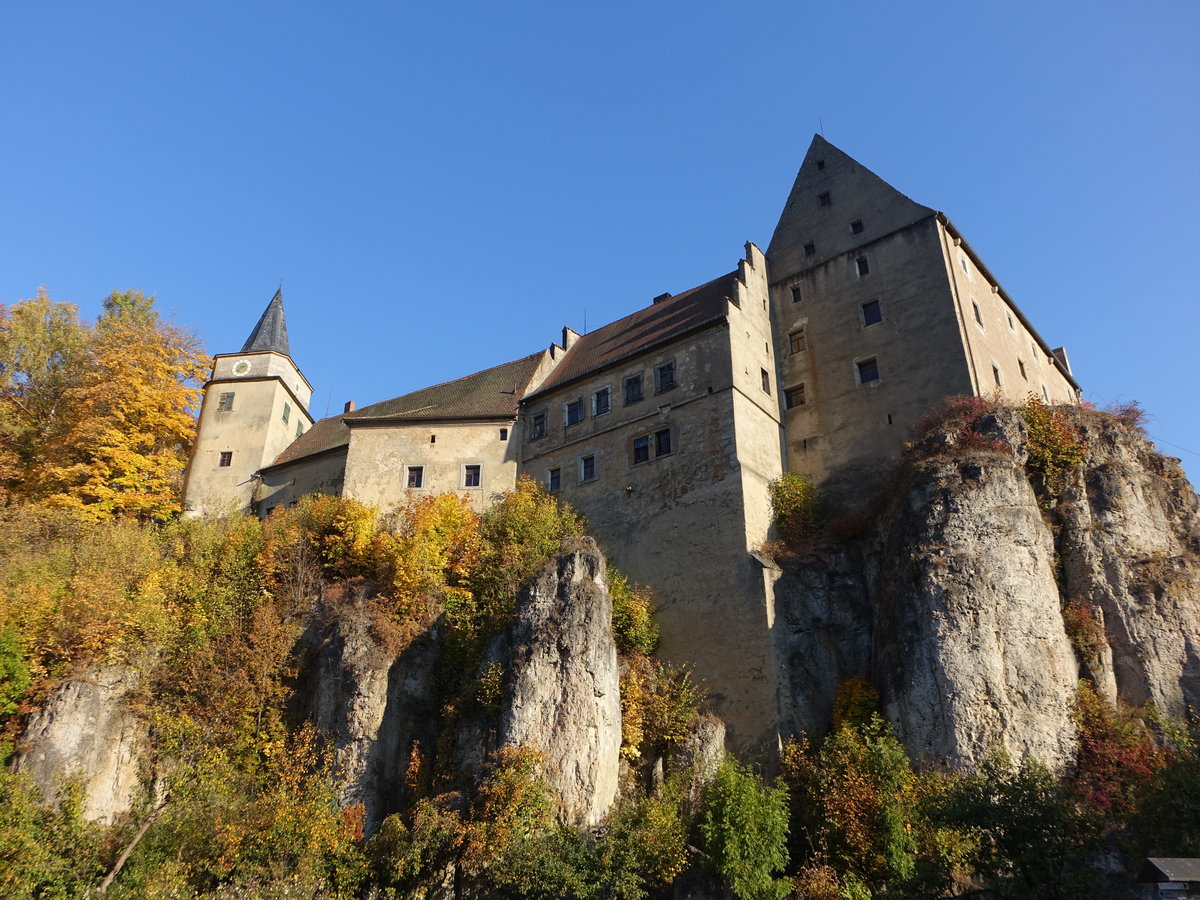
[{"left": 772, "top": 405, "right": 1200, "bottom": 771}]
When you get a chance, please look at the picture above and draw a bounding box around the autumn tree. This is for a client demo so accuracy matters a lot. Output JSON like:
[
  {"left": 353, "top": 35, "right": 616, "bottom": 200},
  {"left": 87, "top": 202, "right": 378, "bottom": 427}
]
[{"left": 0, "top": 288, "right": 209, "bottom": 521}]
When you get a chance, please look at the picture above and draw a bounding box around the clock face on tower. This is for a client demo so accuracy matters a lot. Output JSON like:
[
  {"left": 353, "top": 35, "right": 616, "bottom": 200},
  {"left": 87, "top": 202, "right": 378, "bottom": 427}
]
[{"left": 232, "top": 360, "right": 251, "bottom": 377}]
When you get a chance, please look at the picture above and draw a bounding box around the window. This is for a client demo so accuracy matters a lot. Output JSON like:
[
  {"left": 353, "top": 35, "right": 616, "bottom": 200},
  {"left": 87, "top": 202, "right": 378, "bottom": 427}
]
[
  {"left": 547, "top": 467, "right": 561, "bottom": 492},
  {"left": 803, "top": 242, "right": 816, "bottom": 257},
  {"left": 624, "top": 374, "right": 643, "bottom": 405},
  {"left": 785, "top": 384, "right": 806, "bottom": 409},
  {"left": 1018, "top": 359, "right": 1027, "bottom": 380},
  {"left": 856, "top": 256, "right": 870, "bottom": 277},
  {"left": 531, "top": 412, "right": 547, "bottom": 440},
  {"left": 654, "top": 429, "right": 672, "bottom": 456},
  {"left": 593, "top": 387, "right": 611, "bottom": 416},
  {"left": 788, "top": 328, "right": 807, "bottom": 354},
  {"left": 655, "top": 361, "right": 676, "bottom": 393},
  {"left": 500, "top": 427, "right": 508, "bottom": 441},
  {"left": 464, "top": 464, "right": 481, "bottom": 487},
  {"left": 850, "top": 219, "right": 864, "bottom": 235},
  {"left": 1031, "top": 341, "right": 1039, "bottom": 359},
  {"left": 295, "top": 422, "right": 303, "bottom": 439},
  {"left": 217, "top": 392, "right": 235, "bottom": 411},
  {"left": 818, "top": 191, "right": 831, "bottom": 207},
  {"left": 579, "top": 455, "right": 596, "bottom": 482},
  {"left": 861, "top": 299, "right": 882, "bottom": 327},
  {"left": 407, "top": 466, "right": 424, "bottom": 488},
  {"left": 760, "top": 368, "right": 771, "bottom": 394},
  {"left": 218, "top": 451, "right": 232, "bottom": 467},
  {"left": 856, "top": 358, "right": 880, "bottom": 384},
  {"left": 1007, "top": 313, "right": 1015, "bottom": 330},
  {"left": 633, "top": 435, "right": 650, "bottom": 464},
  {"left": 1042, "top": 385, "right": 1049, "bottom": 402},
  {"left": 961, "top": 256, "right": 969, "bottom": 275},
  {"left": 790, "top": 284, "right": 802, "bottom": 303},
  {"left": 281, "top": 402, "right": 291, "bottom": 424},
  {"left": 565, "top": 398, "right": 583, "bottom": 427},
  {"left": 430, "top": 434, "right": 436, "bottom": 443},
  {"left": 973, "top": 301, "right": 983, "bottom": 327},
  {"left": 992, "top": 365, "right": 1002, "bottom": 387},
  {"left": 816, "top": 159, "right": 825, "bottom": 171}
]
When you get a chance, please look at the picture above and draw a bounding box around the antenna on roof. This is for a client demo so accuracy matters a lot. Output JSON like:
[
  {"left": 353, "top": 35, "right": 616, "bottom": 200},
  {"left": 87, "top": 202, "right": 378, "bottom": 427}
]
[
  {"left": 583, "top": 308, "right": 587, "bottom": 335},
  {"left": 819, "top": 118, "right": 825, "bottom": 137}
]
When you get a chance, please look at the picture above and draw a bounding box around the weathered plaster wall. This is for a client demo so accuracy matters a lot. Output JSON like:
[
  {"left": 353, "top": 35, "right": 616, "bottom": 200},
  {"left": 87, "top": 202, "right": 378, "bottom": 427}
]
[
  {"left": 342, "top": 419, "right": 520, "bottom": 513},
  {"left": 257, "top": 448, "right": 349, "bottom": 513}
]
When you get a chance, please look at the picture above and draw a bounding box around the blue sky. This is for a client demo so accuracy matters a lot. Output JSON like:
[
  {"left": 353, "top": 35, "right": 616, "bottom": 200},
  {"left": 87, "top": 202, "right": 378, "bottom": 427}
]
[{"left": 4, "top": 1, "right": 1199, "bottom": 486}]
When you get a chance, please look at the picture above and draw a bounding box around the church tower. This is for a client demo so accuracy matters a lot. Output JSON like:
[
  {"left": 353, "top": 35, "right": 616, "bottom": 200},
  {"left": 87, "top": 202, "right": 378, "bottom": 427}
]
[{"left": 182, "top": 289, "right": 314, "bottom": 518}]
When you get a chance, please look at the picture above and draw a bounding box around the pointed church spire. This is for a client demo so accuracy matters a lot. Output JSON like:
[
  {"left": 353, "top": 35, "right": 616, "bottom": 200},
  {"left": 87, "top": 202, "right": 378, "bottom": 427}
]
[{"left": 241, "top": 288, "right": 291, "bottom": 355}]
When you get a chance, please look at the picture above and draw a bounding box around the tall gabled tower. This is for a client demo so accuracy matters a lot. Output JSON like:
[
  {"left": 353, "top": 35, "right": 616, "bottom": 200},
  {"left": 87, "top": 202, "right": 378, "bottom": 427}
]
[{"left": 182, "top": 289, "right": 314, "bottom": 517}]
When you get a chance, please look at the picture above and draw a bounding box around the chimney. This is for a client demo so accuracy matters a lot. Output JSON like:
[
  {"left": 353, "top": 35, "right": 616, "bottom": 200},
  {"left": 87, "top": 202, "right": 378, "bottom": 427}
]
[
  {"left": 344, "top": 400, "right": 356, "bottom": 413},
  {"left": 653, "top": 292, "right": 672, "bottom": 305},
  {"left": 562, "top": 326, "right": 580, "bottom": 351}
]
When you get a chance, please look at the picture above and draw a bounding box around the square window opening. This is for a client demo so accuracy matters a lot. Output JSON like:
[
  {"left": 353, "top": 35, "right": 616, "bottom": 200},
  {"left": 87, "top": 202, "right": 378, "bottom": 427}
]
[
  {"left": 464, "top": 464, "right": 481, "bottom": 488},
  {"left": 218, "top": 451, "right": 232, "bottom": 467},
  {"left": 655, "top": 361, "right": 676, "bottom": 393},
  {"left": 850, "top": 219, "right": 864, "bottom": 235},
  {"left": 785, "top": 384, "right": 806, "bottom": 409},
  {"left": 407, "top": 466, "right": 424, "bottom": 489},
  {"left": 861, "top": 299, "right": 882, "bottom": 327},
  {"left": 788, "top": 328, "right": 807, "bottom": 354},
  {"left": 804, "top": 242, "right": 816, "bottom": 257},
  {"left": 857, "top": 358, "right": 880, "bottom": 384},
  {"left": 818, "top": 191, "right": 831, "bottom": 207},
  {"left": 217, "top": 392, "right": 235, "bottom": 412},
  {"left": 816, "top": 159, "right": 825, "bottom": 171}
]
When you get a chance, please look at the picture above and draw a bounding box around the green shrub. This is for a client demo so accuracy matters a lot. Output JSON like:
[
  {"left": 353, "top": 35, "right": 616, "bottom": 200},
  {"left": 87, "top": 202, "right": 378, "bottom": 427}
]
[
  {"left": 0, "top": 630, "right": 29, "bottom": 720},
  {"left": 609, "top": 569, "right": 659, "bottom": 656},
  {"left": 768, "top": 473, "right": 820, "bottom": 544},
  {"left": 698, "top": 757, "right": 791, "bottom": 900},
  {"left": 1020, "top": 394, "right": 1085, "bottom": 490}
]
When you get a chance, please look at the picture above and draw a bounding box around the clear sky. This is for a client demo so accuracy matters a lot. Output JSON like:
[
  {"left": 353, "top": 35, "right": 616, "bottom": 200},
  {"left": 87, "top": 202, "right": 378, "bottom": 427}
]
[{"left": 4, "top": 1, "right": 1199, "bottom": 486}]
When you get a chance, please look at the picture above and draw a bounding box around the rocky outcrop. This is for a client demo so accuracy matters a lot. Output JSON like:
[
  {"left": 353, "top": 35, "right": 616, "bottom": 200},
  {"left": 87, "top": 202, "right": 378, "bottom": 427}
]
[
  {"left": 773, "top": 406, "right": 1200, "bottom": 772},
  {"left": 459, "top": 537, "right": 621, "bottom": 827},
  {"left": 1057, "top": 411, "right": 1200, "bottom": 717},
  {"left": 300, "top": 585, "right": 440, "bottom": 833},
  {"left": 12, "top": 665, "right": 147, "bottom": 823}
]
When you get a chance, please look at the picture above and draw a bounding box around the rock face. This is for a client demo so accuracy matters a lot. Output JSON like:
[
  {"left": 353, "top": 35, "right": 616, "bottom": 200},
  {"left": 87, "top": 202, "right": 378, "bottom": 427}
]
[
  {"left": 300, "top": 585, "right": 440, "bottom": 833},
  {"left": 773, "top": 406, "right": 1200, "bottom": 772},
  {"left": 459, "top": 537, "right": 622, "bottom": 827},
  {"left": 12, "top": 665, "right": 147, "bottom": 824}
]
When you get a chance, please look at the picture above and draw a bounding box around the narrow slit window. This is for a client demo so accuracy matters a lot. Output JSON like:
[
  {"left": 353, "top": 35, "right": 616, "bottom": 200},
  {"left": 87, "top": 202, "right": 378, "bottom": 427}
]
[
  {"left": 760, "top": 368, "right": 771, "bottom": 394},
  {"left": 500, "top": 427, "right": 508, "bottom": 441},
  {"left": 992, "top": 365, "right": 1003, "bottom": 387},
  {"left": 1018, "top": 359, "right": 1027, "bottom": 380},
  {"left": 973, "top": 301, "right": 984, "bottom": 327},
  {"left": 281, "top": 402, "right": 291, "bottom": 424}
]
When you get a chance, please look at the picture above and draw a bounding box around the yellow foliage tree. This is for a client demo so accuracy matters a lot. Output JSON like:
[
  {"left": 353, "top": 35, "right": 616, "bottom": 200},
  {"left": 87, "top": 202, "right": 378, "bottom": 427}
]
[{"left": 0, "top": 289, "right": 209, "bottom": 521}]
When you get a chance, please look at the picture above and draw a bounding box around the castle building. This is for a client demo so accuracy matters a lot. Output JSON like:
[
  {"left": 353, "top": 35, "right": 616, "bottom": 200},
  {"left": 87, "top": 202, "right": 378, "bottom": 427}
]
[{"left": 182, "top": 136, "right": 1081, "bottom": 752}]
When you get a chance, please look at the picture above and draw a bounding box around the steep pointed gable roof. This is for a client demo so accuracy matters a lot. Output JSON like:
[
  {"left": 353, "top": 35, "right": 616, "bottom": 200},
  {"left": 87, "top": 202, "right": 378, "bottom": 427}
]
[
  {"left": 262, "top": 350, "right": 550, "bottom": 470},
  {"left": 526, "top": 271, "right": 736, "bottom": 399},
  {"left": 241, "top": 288, "right": 291, "bottom": 355},
  {"left": 768, "top": 135, "right": 935, "bottom": 278}
]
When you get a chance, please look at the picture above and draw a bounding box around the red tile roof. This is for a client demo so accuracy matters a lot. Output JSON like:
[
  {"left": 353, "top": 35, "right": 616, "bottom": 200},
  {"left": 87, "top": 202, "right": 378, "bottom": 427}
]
[{"left": 526, "top": 270, "right": 736, "bottom": 399}]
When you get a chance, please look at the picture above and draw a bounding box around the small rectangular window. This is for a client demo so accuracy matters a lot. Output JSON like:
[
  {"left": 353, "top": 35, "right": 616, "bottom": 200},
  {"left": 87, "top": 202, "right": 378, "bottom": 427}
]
[
  {"left": 857, "top": 358, "right": 880, "bottom": 384},
  {"left": 655, "top": 361, "right": 676, "bottom": 393},
  {"left": 633, "top": 435, "right": 650, "bottom": 464},
  {"left": 861, "top": 299, "right": 882, "bottom": 326},
  {"left": 785, "top": 384, "right": 806, "bottom": 409},
  {"left": 593, "top": 387, "right": 611, "bottom": 416},
  {"left": 430, "top": 434, "right": 436, "bottom": 443},
  {"left": 464, "top": 464, "right": 481, "bottom": 488},
  {"left": 295, "top": 422, "right": 303, "bottom": 439},
  {"left": 803, "top": 242, "right": 816, "bottom": 257},
  {"left": 654, "top": 429, "right": 672, "bottom": 457},
  {"left": 992, "top": 365, "right": 1003, "bottom": 387},
  {"left": 850, "top": 219, "right": 864, "bottom": 235},
  {"left": 500, "top": 427, "right": 508, "bottom": 441},
  {"left": 856, "top": 256, "right": 870, "bottom": 277},
  {"left": 818, "top": 191, "right": 831, "bottom": 207},
  {"left": 281, "top": 402, "right": 291, "bottom": 424},
  {"left": 531, "top": 412, "right": 547, "bottom": 440},
  {"left": 580, "top": 455, "right": 596, "bottom": 482},
  {"left": 788, "top": 328, "right": 807, "bottom": 354},
  {"left": 624, "top": 374, "right": 643, "bottom": 405},
  {"left": 547, "top": 468, "right": 561, "bottom": 492},
  {"left": 217, "top": 392, "right": 235, "bottom": 411},
  {"left": 565, "top": 399, "right": 583, "bottom": 427},
  {"left": 790, "top": 284, "right": 802, "bottom": 303},
  {"left": 1007, "top": 313, "right": 1015, "bottom": 330},
  {"left": 218, "top": 451, "right": 233, "bottom": 467},
  {"left": 760, "top": 368, "right": 771, "bottom": 394},
  {"left": 1018, "top": 359, "right": 1027, "bottom": 380},
  {"left": 816, "top": 159, "right": 825, "bottom": 171},
  {"left": 961, "top": 256, "right": 969, "bottom": 275},
  {"left": 407, "top": 466, "right": 424, "bottom": 488},
  {"left": 1042, "top": 385, "right": 1049, "bottom": 402},
  {"left": 973, "top": 301, "right": 983, "bottom": 327}
]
